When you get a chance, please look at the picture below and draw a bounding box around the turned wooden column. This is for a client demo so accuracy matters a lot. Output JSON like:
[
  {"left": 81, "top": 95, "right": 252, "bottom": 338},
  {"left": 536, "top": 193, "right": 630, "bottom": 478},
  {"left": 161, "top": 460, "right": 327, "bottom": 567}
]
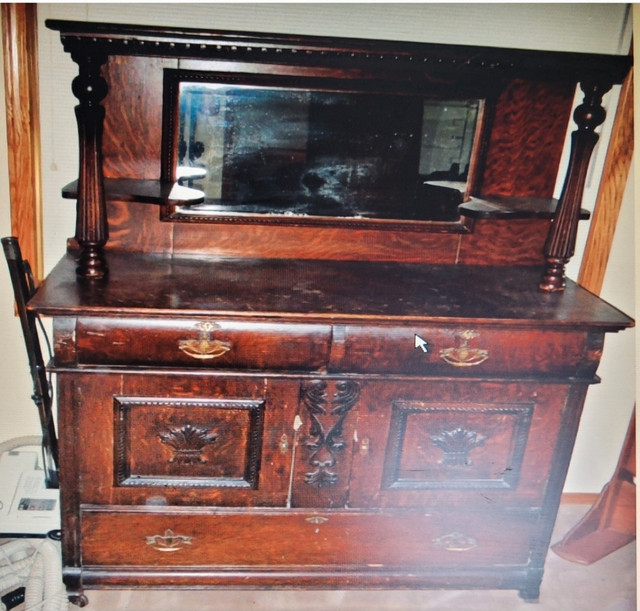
[
  {"left": 70, "top": 50, "right": 109, "bottom": 279},
  {"left": 540, "top": 80, "right": 611, "bottom": 292}
]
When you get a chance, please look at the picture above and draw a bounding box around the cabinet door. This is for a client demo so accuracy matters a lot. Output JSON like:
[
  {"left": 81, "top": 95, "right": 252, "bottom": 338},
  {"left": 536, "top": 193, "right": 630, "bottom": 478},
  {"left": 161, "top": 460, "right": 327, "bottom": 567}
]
[
  {"left": 348, "top": 380, "right": 571, "bottom": 509},
  {"left": 58, "top": 372, "right": 299, "bottom": 507}
]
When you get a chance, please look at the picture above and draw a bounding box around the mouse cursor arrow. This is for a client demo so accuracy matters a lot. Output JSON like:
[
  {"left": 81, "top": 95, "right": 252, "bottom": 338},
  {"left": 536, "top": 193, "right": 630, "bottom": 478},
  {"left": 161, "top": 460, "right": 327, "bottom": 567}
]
[{"left": 414, "top": 335, "right": 428, "bottom": 353}]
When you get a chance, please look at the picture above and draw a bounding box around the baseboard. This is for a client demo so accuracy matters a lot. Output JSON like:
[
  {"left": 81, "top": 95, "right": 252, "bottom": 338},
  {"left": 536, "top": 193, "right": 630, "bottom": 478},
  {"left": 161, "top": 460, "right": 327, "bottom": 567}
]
[{"left": 561, "top": 492, "right": 599, "bottom": 505}]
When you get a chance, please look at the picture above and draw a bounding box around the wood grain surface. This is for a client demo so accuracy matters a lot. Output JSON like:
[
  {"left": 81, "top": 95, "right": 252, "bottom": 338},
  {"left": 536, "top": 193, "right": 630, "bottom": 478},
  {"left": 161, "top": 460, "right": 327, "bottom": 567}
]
[
  {"left": 578, "top": 71, "right": 634, "bottom": 295},
  {"left": 1, "top": 4, "right": 43, "bottom": 280}
]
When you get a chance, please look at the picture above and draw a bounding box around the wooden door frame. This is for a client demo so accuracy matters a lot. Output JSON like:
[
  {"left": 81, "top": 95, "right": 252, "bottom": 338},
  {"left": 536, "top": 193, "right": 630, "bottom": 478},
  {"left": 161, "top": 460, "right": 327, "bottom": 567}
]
[
  {"left": 2, "top": 3, "right": 43, "bottom": 281},
  {"left": 577, "top": 69, "right": 634, "bottom": 296}
]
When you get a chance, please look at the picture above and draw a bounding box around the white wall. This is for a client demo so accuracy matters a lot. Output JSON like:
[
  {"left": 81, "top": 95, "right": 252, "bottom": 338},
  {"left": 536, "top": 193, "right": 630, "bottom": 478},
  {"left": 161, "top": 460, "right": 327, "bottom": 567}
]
[
  {"left": 0, "top": 39, "right": 43, "bottom": 442},
  {"left": 0, "top": 3, "right": 634, "bottom": 493}
]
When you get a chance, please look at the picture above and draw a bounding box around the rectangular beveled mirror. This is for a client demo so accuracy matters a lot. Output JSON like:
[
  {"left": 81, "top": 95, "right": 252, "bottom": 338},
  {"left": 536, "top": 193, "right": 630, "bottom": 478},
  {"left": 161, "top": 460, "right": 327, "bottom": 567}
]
[{"left": 163, "top": 70, "right": 483, "bottom": 228}]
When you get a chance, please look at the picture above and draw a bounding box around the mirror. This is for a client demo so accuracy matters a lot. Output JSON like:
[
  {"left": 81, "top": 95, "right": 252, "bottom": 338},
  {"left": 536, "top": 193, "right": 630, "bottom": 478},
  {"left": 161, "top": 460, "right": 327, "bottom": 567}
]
[{"left": 169, "top": 78, "right": 482, "bottom": 225}]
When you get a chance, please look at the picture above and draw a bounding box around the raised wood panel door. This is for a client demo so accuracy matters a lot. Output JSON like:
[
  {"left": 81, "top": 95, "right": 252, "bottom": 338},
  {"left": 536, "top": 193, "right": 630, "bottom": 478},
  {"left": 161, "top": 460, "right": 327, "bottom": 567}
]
[
  {"left": 58, "top": 372, "right": 300, "bottom": 508},
  {"left": 348, "top": 380, "right": 574, "bottom": 510}
]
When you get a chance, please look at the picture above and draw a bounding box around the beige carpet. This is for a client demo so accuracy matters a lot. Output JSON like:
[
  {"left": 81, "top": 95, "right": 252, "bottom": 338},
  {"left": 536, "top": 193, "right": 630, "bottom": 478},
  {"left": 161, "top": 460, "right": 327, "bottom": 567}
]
[{"left": 83, "top": 503, "right": 636, "bottom": 611}]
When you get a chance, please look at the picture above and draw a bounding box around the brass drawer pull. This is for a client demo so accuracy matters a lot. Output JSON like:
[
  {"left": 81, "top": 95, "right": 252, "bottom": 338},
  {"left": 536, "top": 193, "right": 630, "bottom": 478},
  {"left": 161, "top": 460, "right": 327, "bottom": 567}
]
[
  {"left": 146, "top": 529, "right": 192, "bottom": 552},
  {"left": 178, "top": 322, "right": 232, "bottom": 360},
  {"left": 433, "top": 531, "right": 478, "bottom": 552},
  {"left": 440, "top": 330, "right": 488, "bottom": 367}
]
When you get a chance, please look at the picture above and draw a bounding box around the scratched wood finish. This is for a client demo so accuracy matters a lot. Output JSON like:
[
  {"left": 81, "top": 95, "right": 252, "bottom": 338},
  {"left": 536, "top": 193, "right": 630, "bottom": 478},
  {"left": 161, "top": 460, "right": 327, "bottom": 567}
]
[
  {"left": 578, "top": 70, "right": 634, "bottom": 295},
  {"left": 30, "top": 253, "right": 634, "bottom": 330},
  {"left": 1, "top": 4, "right": 43, "bottom": 280},
  {"left": 36, "top": 257, "right": 632, "bottom": 604}
]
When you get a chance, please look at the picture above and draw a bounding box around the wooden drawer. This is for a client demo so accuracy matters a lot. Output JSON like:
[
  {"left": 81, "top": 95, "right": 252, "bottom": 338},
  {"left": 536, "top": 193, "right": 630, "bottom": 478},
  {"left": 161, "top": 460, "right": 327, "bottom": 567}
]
[
  {"left": 68, "top": 317, "right": 331, "bottom": 371},
  {"left": 334, "top": 324, "right": 597, "bottom": 377},
  {"left": 80, "top": 506, "right": 536, "bottom": 569}
]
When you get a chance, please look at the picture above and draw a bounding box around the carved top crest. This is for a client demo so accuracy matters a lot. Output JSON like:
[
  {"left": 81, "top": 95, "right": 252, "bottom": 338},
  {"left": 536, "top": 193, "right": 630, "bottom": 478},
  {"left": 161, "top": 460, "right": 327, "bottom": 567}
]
[{"left": 46, "top": 19, "right": 631, "bottom": 86}]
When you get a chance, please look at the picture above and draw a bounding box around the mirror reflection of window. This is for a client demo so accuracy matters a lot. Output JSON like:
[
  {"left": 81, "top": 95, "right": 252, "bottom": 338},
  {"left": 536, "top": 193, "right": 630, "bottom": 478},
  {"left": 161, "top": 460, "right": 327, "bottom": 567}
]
[
  {"left": 176, "top": 82, "right": 481, "bottom": 223},
  {"left": 419, "top": 100, "right": 480, "bottom": 185}
]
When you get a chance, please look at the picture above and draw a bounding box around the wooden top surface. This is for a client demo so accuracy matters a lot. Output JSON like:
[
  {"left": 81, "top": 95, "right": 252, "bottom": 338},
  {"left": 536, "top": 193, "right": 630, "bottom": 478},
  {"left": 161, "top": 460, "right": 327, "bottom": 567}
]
[{"left": 29, "top": 253, "right": 633, "bottom": 330}]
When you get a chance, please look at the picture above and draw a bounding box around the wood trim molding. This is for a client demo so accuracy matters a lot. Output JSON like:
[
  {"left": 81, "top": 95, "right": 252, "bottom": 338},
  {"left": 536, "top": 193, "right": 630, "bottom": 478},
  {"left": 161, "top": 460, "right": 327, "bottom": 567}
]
[
  {"left": 1, "top": 3, "right": 43, "bottom": 281},
  {"left": 577, "top": 70, "right": 634, "bottom": 296}
]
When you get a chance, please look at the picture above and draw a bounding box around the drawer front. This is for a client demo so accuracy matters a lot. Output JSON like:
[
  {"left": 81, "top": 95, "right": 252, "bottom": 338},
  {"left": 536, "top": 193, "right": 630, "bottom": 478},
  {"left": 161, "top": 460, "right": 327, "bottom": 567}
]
[
  {"left": 334, "top": 324, "right": 595, "bottom": 376},
  {"left": 80, "top": 506, "right": 535, "bottom": 569},
  {"left": 72, "top": 317, "right": 331, "bottom": 370}
]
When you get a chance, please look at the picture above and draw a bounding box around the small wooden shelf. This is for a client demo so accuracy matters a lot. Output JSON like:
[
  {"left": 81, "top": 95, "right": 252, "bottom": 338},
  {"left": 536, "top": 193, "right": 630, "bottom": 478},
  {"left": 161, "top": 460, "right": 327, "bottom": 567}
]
[
  {"left": 61, "top": 178, "right": 588, "bottom": 222},
  {"left": 61, "top": 178, "right": 204, "bottom": 206},
  {"left": 460, "top": 196, "right": 590, "bottom": 220}
]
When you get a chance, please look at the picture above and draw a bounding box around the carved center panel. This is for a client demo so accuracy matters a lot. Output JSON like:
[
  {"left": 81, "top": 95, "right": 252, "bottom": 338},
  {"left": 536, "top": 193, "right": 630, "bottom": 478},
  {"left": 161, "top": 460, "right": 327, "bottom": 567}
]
[
  {"left": 114, "top": 396, "right": 264, "bottom": 488},
  {"left": 382, "top": 401, "right": 533, "bottom": 490},
  {"left": 299, "top": 379, "right": 360, "bottom": 489},
  {"left": 158, "top": 423, "right": 219, "bottom": 465}
]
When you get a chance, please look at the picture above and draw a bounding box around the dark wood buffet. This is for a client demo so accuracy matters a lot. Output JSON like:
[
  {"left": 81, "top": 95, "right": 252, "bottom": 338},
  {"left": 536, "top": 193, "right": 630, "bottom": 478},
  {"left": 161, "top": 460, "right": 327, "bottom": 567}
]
[{"left": 28, "top": 19, "right": 633, "bottom": 605}]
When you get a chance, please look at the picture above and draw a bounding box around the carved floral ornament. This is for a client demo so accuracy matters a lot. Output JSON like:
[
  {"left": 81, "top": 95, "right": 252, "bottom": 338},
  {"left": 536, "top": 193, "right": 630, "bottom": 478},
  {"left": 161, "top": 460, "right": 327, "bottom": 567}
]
[
  {"left": 158, "top": 423, "right": 218, "bottom": 465},
  {"left": 300, "top": 379, "right": 360, "bottom": 488},
  {"left": 431, "top": 427, "right": 487, "bottom": 466}
]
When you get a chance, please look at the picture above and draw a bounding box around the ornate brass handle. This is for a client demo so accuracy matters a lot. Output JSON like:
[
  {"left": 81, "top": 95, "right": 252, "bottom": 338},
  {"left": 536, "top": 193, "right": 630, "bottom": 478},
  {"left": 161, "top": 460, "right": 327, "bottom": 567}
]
[
  {"left": 440, "top": 330, "right": 488, "bottom": 367},
  {"left": 433, "top": 531, "right": 478, "bottom": 552},
  {"left": 178, "top": 321, "right": 232, "bottom": 360},
  {"left": 146, "top": 529, "right": 192, "bottom": 552}
]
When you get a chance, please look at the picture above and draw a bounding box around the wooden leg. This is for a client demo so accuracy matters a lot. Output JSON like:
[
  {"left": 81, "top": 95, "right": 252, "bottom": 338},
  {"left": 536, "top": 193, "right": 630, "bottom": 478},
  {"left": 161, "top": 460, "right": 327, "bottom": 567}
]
[
  {"left": 518, "top": 567, "right": 542, "bottom": 602},
  {"left": 63, "top": 567, "right": 88, "bottom": 607}
]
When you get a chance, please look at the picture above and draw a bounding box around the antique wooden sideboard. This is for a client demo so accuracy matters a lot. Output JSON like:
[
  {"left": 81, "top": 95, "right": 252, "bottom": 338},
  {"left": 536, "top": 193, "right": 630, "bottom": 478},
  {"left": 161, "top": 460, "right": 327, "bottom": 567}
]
[{"left": 29, "top": 20, "right": 633, "bottom": 605}]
